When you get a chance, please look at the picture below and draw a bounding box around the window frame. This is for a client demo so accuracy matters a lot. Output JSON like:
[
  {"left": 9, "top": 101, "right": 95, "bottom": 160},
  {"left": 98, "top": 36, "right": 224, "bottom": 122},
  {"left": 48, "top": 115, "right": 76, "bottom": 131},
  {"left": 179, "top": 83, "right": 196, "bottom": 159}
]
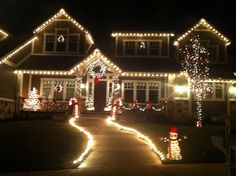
[
  {"left": 123, "top": 39, "right": 163, "bottom": 57},
  {"left": 200, "top": 40, "right": 221, "bottom": 63},
  {"left": 203, "top": 83, "right": 225, "bottom": 101},
  {"left": 122, "top": 80, "right": 161, "bottom": 104},
  {"left": 43, "top": 28, "right": 80, "bottom": 53},
  {"left": 40, "top": 78, "right": 76, "bottom": 101}
]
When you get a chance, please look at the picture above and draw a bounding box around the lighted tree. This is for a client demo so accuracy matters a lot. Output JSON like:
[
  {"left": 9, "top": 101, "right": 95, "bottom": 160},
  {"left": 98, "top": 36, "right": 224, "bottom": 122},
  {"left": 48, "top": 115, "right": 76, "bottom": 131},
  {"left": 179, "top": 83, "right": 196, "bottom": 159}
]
[
  {"left": 24, "top": 87, "right": 41, "bottom": 111},
  {"left": 180, "top": 35, "right": 210, "bottom": 127}
]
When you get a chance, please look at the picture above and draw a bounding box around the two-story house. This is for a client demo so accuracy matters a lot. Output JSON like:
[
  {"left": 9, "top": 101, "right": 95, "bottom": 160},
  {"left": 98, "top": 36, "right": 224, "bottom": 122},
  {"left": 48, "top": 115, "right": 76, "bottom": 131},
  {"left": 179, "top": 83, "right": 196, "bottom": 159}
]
[{"left": 0, "top": 9, "right": 235, "bottom": 120}]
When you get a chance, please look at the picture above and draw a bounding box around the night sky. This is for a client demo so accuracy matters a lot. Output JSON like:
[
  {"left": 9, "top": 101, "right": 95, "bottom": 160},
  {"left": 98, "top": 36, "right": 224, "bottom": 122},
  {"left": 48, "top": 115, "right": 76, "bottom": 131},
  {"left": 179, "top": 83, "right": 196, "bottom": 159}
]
[{"left": 0, "top": 0, "right": 235, "bottom": 56}]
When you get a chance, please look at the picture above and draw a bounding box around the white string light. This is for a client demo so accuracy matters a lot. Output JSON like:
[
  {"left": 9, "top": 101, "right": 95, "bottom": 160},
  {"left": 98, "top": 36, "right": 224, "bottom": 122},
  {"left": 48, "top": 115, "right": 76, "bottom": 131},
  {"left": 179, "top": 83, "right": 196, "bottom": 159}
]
[
  {"left": 69, "top": 118, "right": 94, "bottom": 166},
  {"left": 0, "top": 28, "right": 9, "bottom": 39},
  {"left": 106, "top": 116, "right": 165, "bottom": 160},
  {"left": 0, "top": 37, "right": 38, "bottom": 65},
  {"left": 111, "top": 33, "right": 175, "bottom": 37},
  {"left": 174, "top": 18, "right": 231, "bottom": 46},
  {"left": 33, "top": 9, "right": 94, "bottom": 44},
  {"left": 70, "top": 49, "right": 122, "bottom": 74}
]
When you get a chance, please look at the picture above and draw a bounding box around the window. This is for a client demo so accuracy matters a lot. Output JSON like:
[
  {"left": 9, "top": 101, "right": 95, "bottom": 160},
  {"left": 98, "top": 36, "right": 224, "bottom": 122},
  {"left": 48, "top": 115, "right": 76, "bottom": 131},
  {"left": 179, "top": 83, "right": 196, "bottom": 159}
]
[
  {"left": 149, "top": 83, "right": 159, "bottom": 103},
  {"left": 66, "top": 81, "right": 75, "bottom": 100},
  {"left": 208, "top": 46, "right": 219, "bottom": 62},
  {"left": 44, "top": 28, "right": 79, "bottom": 53},
  {"left": 54, "top": 81, "right": 64, "bottom": 101},
  {"left": 124, "top": 83, "right": 134, "bottom": 103},
  {"left": 200, "top": 40, "right": 220, "bottom": 63},
  {"left": 137, "top": 42, "right": 148, "bottom": 55},
  {"left": 149, "top": 42, "right": 160, "bottom": 55},
  {"left": 42, "top": 81, "right": 52, "bottom": 99},
  {"left": 123, "top": 81, "right": 160, "bottom": 103},
  {"left": 125, "top": 41, "right": 135, "bottom": 55},
  {"left": 215, "top": 83, "right": 224, "bottom": 98},
  {"left": 124, "top": 40, "right": 162, "bottom": 56},
  {"left": 41, "top": 79, "right": 75, "bottom": 101},
  {"left": 136, "top": 83, "right": 146, "bottom": 103},
  {"left": 69, "top": 36, "right": 78, "bottom": 52},
  {"left": 205, "top": 83, "right": 224, "bottom": 100},
  {"left": 45, "top": 36, "right": 55, "bottom": 52}
]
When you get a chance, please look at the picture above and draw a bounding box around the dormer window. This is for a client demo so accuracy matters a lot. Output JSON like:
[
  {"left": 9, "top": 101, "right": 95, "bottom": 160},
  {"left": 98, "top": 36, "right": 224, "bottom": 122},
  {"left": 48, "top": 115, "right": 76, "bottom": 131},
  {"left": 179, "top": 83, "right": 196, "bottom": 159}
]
[
  {"left": 125, "top": 41, "right": 135, "bottom": 55},
  {"left": 123, "top": 40, "right": 162, "bottom": 56},
  {"left": 137, "top": 41, "right": 147, "bottom": 55},
  {"left": 200, "top": 40, "right": 220, "bottom": 63},
  {"left": 44, "top": 28, "right": 80, "bottom": 53}
]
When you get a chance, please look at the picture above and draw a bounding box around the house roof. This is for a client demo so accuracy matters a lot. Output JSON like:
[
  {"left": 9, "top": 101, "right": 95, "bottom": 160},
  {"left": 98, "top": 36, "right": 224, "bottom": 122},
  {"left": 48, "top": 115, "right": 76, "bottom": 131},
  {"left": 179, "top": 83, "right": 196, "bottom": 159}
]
[
  {"left": 33, "top": 8, "right": 94, "bottom": 45},
  {"left": 113, "top": 57, "right": 180, "bottom": 73},
  {"left": 209, "top": 64, "right": 236, "bottom": 79},
  {"left": 174, "top": 18, "right": 231, "bottom": 46},
  {"left": 0, "top": 34, "right": 32, "bottom": 59},
  {"left": 17, "top": 55, "right": 85, "bottom": 70},
  {"left": 111, "top": 32, "right": 175, "bottom": 37},
  {"left": 70, "top": 48, "right": 122, "bottom": 74}
]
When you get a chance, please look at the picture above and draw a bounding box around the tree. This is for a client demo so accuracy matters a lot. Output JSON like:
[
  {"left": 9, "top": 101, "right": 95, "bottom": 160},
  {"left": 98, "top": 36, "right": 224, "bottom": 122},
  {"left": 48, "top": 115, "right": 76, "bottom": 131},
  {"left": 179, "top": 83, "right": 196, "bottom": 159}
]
[
  {"left": 180, "top": 35, "right": 211, "bottom": 127},
  {"left": 23, "top": 87, "right": 41, "bottom": 111}
]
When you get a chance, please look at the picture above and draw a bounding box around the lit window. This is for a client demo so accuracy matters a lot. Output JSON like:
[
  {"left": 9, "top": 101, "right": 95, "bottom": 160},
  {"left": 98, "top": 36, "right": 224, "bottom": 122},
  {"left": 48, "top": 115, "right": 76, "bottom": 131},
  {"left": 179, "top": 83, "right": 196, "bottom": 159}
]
[
  {"left": 66, "top": 81, "right": 75, "bottom": 100},
  {"left": 149, "top": 83, "right": 159, "bottom": 103},
  {"left": 124, "top": 83, "right": 134, "bottom": 103},
  {"left": 136, "top": 83, "right": 146, "bottom": 103}
]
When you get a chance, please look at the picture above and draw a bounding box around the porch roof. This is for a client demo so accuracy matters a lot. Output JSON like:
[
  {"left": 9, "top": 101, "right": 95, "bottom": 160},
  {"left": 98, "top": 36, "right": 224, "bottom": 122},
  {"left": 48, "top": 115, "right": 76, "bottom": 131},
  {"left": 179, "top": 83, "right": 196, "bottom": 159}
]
[
  {"left": 17, "top": 55, "right": 84, "bottom": 70},
  {"left": 113, "top": 57, "right": 180, "bottom": 73}
]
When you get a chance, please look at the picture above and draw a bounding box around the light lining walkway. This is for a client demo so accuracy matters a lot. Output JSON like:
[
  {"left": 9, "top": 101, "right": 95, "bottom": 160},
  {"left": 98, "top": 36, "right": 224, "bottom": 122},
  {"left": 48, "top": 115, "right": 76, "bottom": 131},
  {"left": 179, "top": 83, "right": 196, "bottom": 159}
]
[{"left": 0, "top": 114, "right": 225, "bottom": 176}]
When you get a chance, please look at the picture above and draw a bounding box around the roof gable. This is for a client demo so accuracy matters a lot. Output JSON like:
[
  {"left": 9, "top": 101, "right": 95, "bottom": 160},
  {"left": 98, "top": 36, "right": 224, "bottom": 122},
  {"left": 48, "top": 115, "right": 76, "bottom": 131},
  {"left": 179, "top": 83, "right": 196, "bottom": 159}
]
[
  {"left": 174, "top": 18, "right": 231, "bottom": 46},
  {"left": 70, "top": 49, "right": 122, "bottom": 74},
  {"left": 33, "top": 8, "right": 94, "bottom": 45}
]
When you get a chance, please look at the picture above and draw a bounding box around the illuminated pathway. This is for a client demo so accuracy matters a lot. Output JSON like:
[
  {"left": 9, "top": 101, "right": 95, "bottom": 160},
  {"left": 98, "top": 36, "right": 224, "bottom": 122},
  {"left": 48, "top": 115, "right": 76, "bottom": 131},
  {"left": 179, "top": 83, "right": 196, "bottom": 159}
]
[{"left": 74, "top": 114, "right": 163, "bottom": 176}]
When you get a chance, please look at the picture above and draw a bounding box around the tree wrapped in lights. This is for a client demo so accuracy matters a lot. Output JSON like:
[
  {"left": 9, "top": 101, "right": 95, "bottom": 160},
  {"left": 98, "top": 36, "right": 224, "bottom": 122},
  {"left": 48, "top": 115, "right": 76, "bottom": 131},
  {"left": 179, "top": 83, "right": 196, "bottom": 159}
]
[
  {"left": 180, "top": 35, "right": 210, "bottom": 127},
  {"left": 23, "top": 87, "right": 41, "bottom": 111}
]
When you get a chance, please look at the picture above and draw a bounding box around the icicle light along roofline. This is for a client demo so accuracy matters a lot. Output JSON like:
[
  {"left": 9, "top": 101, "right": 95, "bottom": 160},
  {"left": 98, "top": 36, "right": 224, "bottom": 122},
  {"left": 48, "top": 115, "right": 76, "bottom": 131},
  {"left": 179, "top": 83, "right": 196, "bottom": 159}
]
[
  {"left": 111, "top": 33, "right": 175, "bottom": 37},
  {"left": 174, "top": 18, "right": 231, "bottom": 46},
  {"left": 33, "top": 8, "right": 94, "bottom": 44}
]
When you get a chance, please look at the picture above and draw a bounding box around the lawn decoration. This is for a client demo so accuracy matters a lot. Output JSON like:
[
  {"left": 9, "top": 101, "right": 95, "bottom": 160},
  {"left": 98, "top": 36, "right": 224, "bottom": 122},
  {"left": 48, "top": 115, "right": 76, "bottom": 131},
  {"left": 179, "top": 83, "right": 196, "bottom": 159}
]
[{"left": 158, "top": 127, "right": 187, "bottom": 160}]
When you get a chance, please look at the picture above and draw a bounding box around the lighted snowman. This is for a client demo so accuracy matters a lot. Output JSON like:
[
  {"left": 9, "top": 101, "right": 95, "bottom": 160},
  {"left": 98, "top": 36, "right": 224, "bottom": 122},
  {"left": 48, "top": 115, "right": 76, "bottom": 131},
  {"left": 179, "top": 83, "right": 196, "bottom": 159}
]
[{"left": 167, "top": 127, "right": 182, "bottom": 160}]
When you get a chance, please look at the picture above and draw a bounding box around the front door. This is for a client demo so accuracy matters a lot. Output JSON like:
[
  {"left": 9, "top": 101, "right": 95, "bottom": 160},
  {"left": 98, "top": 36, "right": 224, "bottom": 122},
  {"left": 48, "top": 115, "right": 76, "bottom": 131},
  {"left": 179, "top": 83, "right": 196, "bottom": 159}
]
[{"left": 94, "top": 81, "right": 106, "bottom": 111}]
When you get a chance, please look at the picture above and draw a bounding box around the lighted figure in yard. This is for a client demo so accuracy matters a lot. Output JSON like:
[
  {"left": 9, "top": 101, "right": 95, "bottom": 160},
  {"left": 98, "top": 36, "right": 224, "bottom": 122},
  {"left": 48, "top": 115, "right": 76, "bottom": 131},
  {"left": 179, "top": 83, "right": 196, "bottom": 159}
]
[
  {"left": 69, "top": 97, "right": 80, "bottom": 118},
  {"left": 23, "top": 87, "right": 41, "bottom": 111},
  {"left": 111, "top": 98, "right": 123, "bottom": 120},
  {"left": 158, "top": 127, "right": 187, "bottom": 160}
]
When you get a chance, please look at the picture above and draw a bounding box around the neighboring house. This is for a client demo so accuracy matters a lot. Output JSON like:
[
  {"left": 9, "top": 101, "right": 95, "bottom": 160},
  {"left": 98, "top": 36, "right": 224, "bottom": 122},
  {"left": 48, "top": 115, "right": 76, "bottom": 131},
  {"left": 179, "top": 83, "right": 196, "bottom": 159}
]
[{"left": 0, "top": 8, "right": 235, "bottom": 119}]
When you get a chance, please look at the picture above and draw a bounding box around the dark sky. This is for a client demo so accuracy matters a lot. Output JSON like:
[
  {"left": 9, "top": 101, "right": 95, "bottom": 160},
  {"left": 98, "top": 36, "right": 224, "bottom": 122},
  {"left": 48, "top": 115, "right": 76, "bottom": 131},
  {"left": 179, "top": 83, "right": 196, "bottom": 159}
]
[{"left": 0, "top": 0, "right": 235, "bottom": 55}]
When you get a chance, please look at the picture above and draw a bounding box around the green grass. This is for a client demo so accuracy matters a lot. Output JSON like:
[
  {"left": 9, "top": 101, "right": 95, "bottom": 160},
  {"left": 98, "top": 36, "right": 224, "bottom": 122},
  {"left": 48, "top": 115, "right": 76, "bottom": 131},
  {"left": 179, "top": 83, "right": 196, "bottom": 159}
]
[
  {"left": 118, "top": 117, "right": 225, "bottom": 163},
  {"left": 0, "top": 120, "right": 85, "bottom": 172}
]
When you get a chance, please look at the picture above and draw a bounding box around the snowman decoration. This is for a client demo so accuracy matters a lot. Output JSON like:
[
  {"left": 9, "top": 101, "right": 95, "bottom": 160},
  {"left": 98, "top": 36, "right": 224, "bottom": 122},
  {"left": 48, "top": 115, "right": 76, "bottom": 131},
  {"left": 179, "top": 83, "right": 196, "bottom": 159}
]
[{"left": 167, "top": 127, "right": 182, "bottom": 160}]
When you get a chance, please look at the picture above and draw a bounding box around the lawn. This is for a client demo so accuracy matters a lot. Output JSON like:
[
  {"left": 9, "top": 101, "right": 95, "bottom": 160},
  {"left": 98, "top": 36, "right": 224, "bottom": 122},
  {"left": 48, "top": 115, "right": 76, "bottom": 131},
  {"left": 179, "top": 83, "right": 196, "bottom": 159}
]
[
  {"left": 117, "top": 116, "right": 225, "bottom": 163},
  {"left": 0, "top": 119, "right": 84, "bottom": 173}
]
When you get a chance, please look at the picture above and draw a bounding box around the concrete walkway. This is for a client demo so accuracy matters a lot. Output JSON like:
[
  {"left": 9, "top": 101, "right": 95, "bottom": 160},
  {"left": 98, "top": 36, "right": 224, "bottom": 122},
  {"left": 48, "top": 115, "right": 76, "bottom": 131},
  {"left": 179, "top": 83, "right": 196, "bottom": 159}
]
[{"left": 0, "top": 115, "right": 225, "bottom": 176}]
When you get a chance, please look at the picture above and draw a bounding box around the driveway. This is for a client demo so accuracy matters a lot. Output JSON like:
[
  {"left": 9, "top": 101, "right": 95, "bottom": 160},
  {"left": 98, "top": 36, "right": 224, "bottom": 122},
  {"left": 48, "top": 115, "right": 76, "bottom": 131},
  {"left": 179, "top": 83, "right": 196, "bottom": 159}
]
[
  {"left": 0, "top": 114, "right": 225, "bottom": 176},
  {"left": 73, "top": 114, "right": 163, "bottom": 175}
]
